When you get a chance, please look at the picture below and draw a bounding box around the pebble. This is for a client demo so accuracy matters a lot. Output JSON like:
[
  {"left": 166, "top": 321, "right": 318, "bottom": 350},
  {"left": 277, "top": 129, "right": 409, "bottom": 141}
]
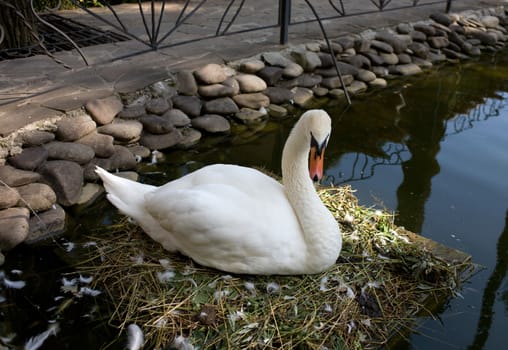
[
  {"left": 235, "top": 74, "right": 268, "bottom": 93},
  {"left": 97, "top": 119, "right": 143, "bottom": 142},
  {"left": 162, "top": 109, "right": 191, "bottom": 127},
  {"left": 204, "top": 97, "right": 240, "bottom": 115},
  {"left": 44, "top": 141, "right": 95, "bottom": 164},
  {"left": 16, "top": 183, "right": 57, "bottom": 212},
  {"left": 55, "top": 114, "right": 96, "bottom": 141},
  {"left": 145, "top": 97, "right": 171, "bottom": 115},
  {"left": 177, "top": 128, "right": 202, "bottom": 149},
  {"left": 140, "top": 129, "right": 183, "bottom": 150},
  {"left": 0, "top": 207, "right": 30, "bottom": 250},
  {"left": 176, "top": 70, "right": 198, "bottom": 96},
  {"left": 85, "top": 95, "right": 123, "bottom": 125},
  {"left": 235, "top": 108, "right": 268, "bottom": 125},
  {"left": 0, "top": 185, "right": 19, "bottom": 209},
  {"left": 233, "top": 93, "right": 270, "bottom": 109},
  {"left": 172, "top": 95, "right": 203, "bottom": 118},
  {"left": 26, "top": 204, "right": 66, "bottom": 244},
  {"left": 263, "top": 87, "right": 294, "bottom": 104},
  {"left": 191, "top": 115, "right": 231, "bottom": 133},
  {"left": 75, "top": 132, "right": 116, "bottom": 158},
  {"left": 140, "top": 115, "right": 175, "bottom": 134},
  {"left": 0, "top": 165, "right": 41, "bottom": 187},
  {"left": 20, "top": 130, "right": 55, "bottom": 146},
  {"left": 194, "top": 63, "right": 229, "bottom": 84},
  {"left": 39, "top": 160, "right": 84, "bottom": 206},
  {"left": 8, "top": 146, "right": 48, "bottom": 171}
]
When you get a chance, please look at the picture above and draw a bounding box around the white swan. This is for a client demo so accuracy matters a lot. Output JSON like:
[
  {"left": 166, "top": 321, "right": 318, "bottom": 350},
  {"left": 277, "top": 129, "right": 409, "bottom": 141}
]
[{"left": 95, "top": 109, "right": 342, "bottom": 275}]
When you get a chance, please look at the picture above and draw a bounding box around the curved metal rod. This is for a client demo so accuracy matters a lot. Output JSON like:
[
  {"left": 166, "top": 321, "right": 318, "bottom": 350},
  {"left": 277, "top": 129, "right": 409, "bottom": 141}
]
[
  {"left": 303, "top": 0, "right": 351, "bottom": 105},
  {"left": 0, "top": 24, "right": 4, "bottom": 46},
  {"left": 99, "top": 0, "right": 128, "bottom": 32},
  {"left": 156, "top": 0, "right": 207, "bottom": 46},
  {"left": 154, "top": 0, "right": 167, "bottom": 44},
  {"left": 30, "top": 0, "right": 88, "bottom": 66},
  {"left": 216, "top": 0, "right": 246, "bottom": 36},
  {"left": 138, "top": 0, "right": 153, "bottom": 46},
  {"left": 44, "top": 0, "right": 62, "bottom": 12},
  {"left": 328, "top": 0, "right": 346, "bottom": 16}
]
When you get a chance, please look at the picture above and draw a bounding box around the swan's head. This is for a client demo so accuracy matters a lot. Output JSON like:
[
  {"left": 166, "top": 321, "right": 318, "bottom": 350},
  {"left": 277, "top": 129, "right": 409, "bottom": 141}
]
[{"left": 300, "top": 109, "right": 332, "bottom": 182}]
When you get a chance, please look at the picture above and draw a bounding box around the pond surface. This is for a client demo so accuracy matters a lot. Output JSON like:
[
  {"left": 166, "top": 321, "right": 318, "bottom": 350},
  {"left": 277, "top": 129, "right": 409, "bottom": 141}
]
[{"left": 1, "top": 50, "right": 508, "bottom": 349}]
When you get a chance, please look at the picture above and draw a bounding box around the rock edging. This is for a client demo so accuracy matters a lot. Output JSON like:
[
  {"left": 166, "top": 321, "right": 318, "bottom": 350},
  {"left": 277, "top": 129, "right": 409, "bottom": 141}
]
[{"left": 0, "top": 6, "right": 507, "bottom": 253}]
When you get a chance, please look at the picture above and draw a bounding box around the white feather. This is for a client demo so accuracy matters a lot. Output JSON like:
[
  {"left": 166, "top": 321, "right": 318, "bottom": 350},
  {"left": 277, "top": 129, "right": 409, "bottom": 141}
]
[
  {"left": 24, "top": 323, "right": 59, "bottom": 350},
  {"left": 126, "top": 324, "right": 144, "bottom": 350},
  {"left": 4, "top": 278, "right": 26, "bottom": 289}
]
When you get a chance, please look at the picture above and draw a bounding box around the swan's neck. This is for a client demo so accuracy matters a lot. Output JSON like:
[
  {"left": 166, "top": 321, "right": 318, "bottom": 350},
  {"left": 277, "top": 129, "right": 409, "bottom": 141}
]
[{"left": 281, "top": 125, "right": 342, "bottom": 272}]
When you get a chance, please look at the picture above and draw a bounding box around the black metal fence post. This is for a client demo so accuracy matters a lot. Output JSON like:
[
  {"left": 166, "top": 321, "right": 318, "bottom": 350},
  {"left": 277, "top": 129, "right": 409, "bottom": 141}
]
[
  {"left": 279, "top": 0, "right": 290, "bottom": 45},
  {"left": 446, "top": 0, "right": 452, "bottom": 13}
]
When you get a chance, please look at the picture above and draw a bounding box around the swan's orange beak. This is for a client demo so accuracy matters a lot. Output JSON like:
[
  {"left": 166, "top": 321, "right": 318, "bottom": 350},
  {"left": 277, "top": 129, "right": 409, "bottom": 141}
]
[{"left": 309, "top": 146, "right": 325, "bottom": 182}]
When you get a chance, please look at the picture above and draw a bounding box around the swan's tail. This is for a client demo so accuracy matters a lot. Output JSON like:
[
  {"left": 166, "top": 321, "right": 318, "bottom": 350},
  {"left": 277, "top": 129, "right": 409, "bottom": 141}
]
[{"left": 95, "top": 166, "right": 155, "bottom": 222}]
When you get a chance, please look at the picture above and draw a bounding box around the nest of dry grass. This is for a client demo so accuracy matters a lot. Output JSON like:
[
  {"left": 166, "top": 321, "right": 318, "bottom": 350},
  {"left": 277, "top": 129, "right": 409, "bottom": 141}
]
[{"left": 75, "top": 186, "right": 473, "bottom": 350}]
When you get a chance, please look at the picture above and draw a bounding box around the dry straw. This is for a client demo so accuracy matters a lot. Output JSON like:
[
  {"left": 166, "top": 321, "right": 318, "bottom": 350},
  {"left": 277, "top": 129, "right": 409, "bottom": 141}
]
[{"left": 76, "top": 186, "right": 473, "bottom": 349}]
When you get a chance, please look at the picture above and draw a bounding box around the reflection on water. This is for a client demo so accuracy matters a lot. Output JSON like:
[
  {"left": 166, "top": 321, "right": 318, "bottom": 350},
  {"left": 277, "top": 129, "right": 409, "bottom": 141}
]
[{"left": 1, "top": 51, "right": 508, "bottom": 348}]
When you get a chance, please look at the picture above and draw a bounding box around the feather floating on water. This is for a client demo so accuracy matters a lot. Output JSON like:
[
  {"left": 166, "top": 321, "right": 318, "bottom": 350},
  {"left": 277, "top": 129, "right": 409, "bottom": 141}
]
[
  {"left": 171, "top": 335, "right": 195, "bottom": 350},
  {"left": 24, "top": 323, "right": 59, "bottom": 350},
  {"left": 126, "top": 324, "right": 144, "bottom": 350},
  {"left": 3, "top": 278, "right": 26, "bottom": 289}
]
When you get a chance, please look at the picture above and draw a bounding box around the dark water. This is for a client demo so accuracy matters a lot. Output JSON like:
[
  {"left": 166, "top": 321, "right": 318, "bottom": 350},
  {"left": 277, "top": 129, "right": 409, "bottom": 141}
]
[{"left": 1, "top": 51, "right": 508, "bottom": 349}]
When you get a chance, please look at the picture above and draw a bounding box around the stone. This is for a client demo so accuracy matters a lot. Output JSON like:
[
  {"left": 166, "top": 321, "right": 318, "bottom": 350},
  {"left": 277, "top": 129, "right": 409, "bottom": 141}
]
[
  {"left": 397, "top": 53, "right": 412, "bottom": 64},
  {"left": 263, "top": 87, "right": 294, "bottom": 104},
  {"left": 428, "top": 36, "right": 450, "bottom": 49},
  {"left": 0, "top": 165, "right": 41, "bottom": 187},
  {"left": 55, "top": 114, "right": 96, "bottom": 141},
  {"left": 346, "top": 80, "right": 368, "bottom": 94},
  {"left": 335, "top": 36, "right": 355, "bottom": 50},
  {"left": 312, "top": 86, "right": 329, "bottom": 97},
  {"left": 239, "top": 59, "right": 265, "bottom": 73},
  {"left": 481, "top": 15, "right": 500, "bottom": 28},
  {"left": 0, "top": 207, "right": 30, "bottom": 250},
  {"left": 194, "top": 63, "right": 229, "bottom": 84},
  {"left": 396, "top": 23, "right": 412, "bottom": 34},
  {"left": 233, "top": 93, "right": 270, "bottom": 109},
  {"left": 375, "top": 31, "right": 408, "bottom": 53},
  {"left": 117, "top": 105, "right": 146, "bottom": 119},
  {"left": 43, "top": 140, "right": 96, "bottom": 165},
  {"left": 408, "top": 42, "right": 430, "bottom": 58},
  {"left": 140, "top": 114, "right": 175, "bottom": 134},
  {"left": 235, "top": 74, "right": 267, "bottom": 93},
  {"left": 174, "top": 71, "right": 197, "bottom": 96},
  {"left": 97, "top": 119, "right": 143, "bottom": 142},
  {"left": 262, "top": 52, "right": 293, "bottom": 67},
  {"left": 354, "top": 37, "right": 371, "bottom": 53},
  {"left": 430, "top": 13, "right": 453, "bottom": 27},
  {"left": 283, "top": 73, "right": 323, "bottom": 89},
  {"left": 319, "top": 41, "right": 343, "bottom": 54},
  {"left": 321, "top": 75, "right": 354, "bottom": 89},
  {"left": 371, "top": 66, "right": 389, "bottom": 77},
  {"left": 146, "top": 97, "right": 171, "bottom": 115},
  {"left": 467, "top": 28, "right": 498, "bottom": 45},
  {"left": 427, "top": 51, "right": 447, "bottom": 63},
  {"left": 90, "top": 145, "right": 138, "bottom": 173},
  {"left": 357, "top": 69, "right": 376, "bottom": 82},
  {"left": 267, "top": 104, "right": 288, "bottom": 119},
  {"left": 235, "top": 108, "right": 268, "bottom": 125},
  {"left": 0, "top": 185, "right": 19, "bottom": 209},
  {"left": 75, "top": 132, "right": 115, "bottom": 158},
  {"left": 161, "top": 109, "right": 191, "bottom": 127},
  {"left": 139, "top": 129, "right": 183, "bottom": 150},
  {"left": 389, "top": 63, "right": 423, "bottom": 76},
  {"left": 75, "top": 183, "right": 104, "bottom": 207},
  {"left": 317, "top": 52, "right": 335, "bottom": 68},
  {"left": 291, "top": 48, "right": 322, "bottom": 72},
  {"left": 85, "top": 95, "right": 123, "bottom": 125},
  {"left": 290, "top": 87, "right": 314, "bottom": 107},
  {"left": 150, "top": 81, "right": 178, "bottom": 99},
  {"left": 198, "top": 83, "right": 237, "bottom": 98},
  {"left": 282, "top": 62, "right": 304, "bottom": 78},
  {"left": 410, "top": 30, "right": 427, "bottom": 42},
  {"left": 328, "top": 88, "right": 345, "bottom": 99},
  {"left": 127, "top": 145, "right": 151, "bottom": 160},
  {"left": 204, "top": 97, "right": 239, "bottom": 115},
  {"left": 315, "top": 62, "right": 358, "bottom": 76},
  {"left": 20, "top": 130, "right": 55, "bottom": 146},
  {"left": 39, "top": 160, "right": 83, "bottom": 206},
  {"left": 8, "top": 146, "right": 48, "bottom": 171},
  {"left": 380, "top": 52, "right": 399, "bottom": 65},
  {"left": 369, "top": 78, "right": 388, "bottom": 88},
  {"left": 342, "top": 54, "right": 371, "bottom": 69},
  {"left": 412, "top": 57, "right": 433, "bottom": 68},
  {"left": 223, "top": 77, "right": 240, "bottom": 95},
  {"left": 26, "top": 204, "right": 66, "bottom": 243},
  {"left": 16, "top": 183, "right": 57, "bottom": 212},
  {"left": 442, "top": 48, "right": 470, "bottom": 60},
  {"left": 177, "top": 128, "right": 202, "bottom": 149},
  {"left": 413, "top": 23, "right": 436, "bottom": 36},
  {"left": 191, "top": 115, "right": 231, "bottom": 133},
  {"left": 370, "top": 39, "right": 394, "bottom": 53},
  {"left": 361, "top": 51, "right": 385, "bottom": 66},
  {"left": 172, "top": 95, "right": 202, "bottom": 118},
  {"left": 257, "top": 66, "right": 284, "bottom": 85},
  {"left": 431, "top": 23, "right": 451, "bottom": 35}
]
